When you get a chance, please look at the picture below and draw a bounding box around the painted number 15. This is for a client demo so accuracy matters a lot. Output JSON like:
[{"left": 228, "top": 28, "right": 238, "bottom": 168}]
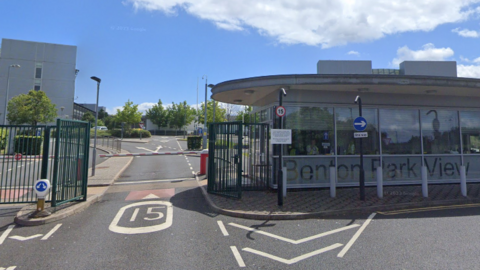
[{"left": 130, "top": 206, "right": 165, "bottom": 222}]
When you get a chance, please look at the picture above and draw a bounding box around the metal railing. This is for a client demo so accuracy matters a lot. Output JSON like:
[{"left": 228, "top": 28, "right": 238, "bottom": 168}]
[{"left": 92, "top": 136, "right": 121, "bottom": 153}]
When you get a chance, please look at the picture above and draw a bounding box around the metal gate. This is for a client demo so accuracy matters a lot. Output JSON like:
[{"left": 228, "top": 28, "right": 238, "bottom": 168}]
[
  {"left": 207, "top": 122, "right": 270, "bottom": 199},
  {"left": 0, "top": 120, "right": 90, "bottom": 205}
]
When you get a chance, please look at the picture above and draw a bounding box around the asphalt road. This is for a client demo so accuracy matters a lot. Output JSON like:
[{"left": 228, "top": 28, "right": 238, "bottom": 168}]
[{"left": 2, "top": 136, "right": 480, "bottom": 269}]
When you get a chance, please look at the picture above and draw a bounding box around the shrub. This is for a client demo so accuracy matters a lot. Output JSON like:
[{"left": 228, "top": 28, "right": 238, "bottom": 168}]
[
  {"left": 187, "top": 136, "right": 202, "bottom": 150},
  {"left": 0, "top": 128, "right": 8, "bottom": 150},
  {"left": 14, "top": 135, "right": 42, "bottom": 155}
]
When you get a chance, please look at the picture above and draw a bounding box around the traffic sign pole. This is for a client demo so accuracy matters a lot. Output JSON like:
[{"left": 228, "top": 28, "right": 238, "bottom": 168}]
[
  {"left": 355, "top": 96, "right": 366, "bottom": 201},
  {"left": 277, "top": 88, "right": 287, "bottom": 206}
]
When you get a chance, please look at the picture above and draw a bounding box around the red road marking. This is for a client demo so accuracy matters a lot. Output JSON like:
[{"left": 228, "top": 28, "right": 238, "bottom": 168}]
[
  {"left": 0, "top": 189, "right": 29, "bottom": 199},
  {"left": 125, "top": 189, "right": 175, "bottom": 201}
]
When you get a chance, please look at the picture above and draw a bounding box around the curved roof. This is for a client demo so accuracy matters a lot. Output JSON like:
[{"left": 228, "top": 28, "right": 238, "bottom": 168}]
[{"left": 211, "top": 74, "right": 480, "bottom": 106}]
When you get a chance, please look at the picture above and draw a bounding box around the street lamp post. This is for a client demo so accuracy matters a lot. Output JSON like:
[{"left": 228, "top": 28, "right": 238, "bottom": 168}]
[
  {"left": 90, "top": 76, "right": 101, "bottom": 176},
  {"left": 208, "top": 84, "right": 215, "bottom": 123},
  {"left": 4, "top": 64, "right": 21, "bottom": 124},
  {"left": 202, "top": 75, "right": 208, "bottom": 149}
]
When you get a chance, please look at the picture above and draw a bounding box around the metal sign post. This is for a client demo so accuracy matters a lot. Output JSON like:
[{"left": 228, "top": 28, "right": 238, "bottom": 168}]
[
  {"left": 277, "top": 88, "right": 287, "bottom": 206},
  {"left": 354, "top": 96, "right": 366, "bottom": 201}
]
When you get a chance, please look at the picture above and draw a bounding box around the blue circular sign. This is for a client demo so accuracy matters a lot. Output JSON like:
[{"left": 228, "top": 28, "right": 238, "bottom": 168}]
[
  {"left": 353, "top": 117, "right": 367, "bottom": 131},
  {"left": 35, "top": 181, "right": 48, "bottom": 192},
  {"left": 198, "top": 128, "right": 203, "bottom": 135}
]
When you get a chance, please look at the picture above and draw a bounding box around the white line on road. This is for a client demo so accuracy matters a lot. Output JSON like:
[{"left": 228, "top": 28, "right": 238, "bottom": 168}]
[
  {"left": 130, "top": 208, "right": 140, "bottom": 222},
  {"left": 217, "top": 221, "right": 229, "bottom": 236},
  {"left": 0, "top": 266, "right": 17, "bottom": 270},
  {"left": 190, "top": 167, "right": 193, "bottom": 170},
  {"left": 114, "top": 178, "right": 194, "bottom": 185},
  {"left": 230, "top": 246, "right": 246, "bottom": 267},
  {"left": 9, "top": 234, "right": 43, "bottom": 241},
  {"left": 228, "top": 223, "right": 360, "bottom": 244},
  {"left": 243, "top": 243, "right": 343, "bottom": 265},
  {"left": 337, "top": 212, "right": 376, "bottom": 258},
  {"left": 41, "top": 224, "right": 62, "bottom": 240},
  {"left": 155, "top": 146, "right": 163, "bottom": 152},
  {"left": 0, "top": 225, "right": 14, "bottom": 245}
]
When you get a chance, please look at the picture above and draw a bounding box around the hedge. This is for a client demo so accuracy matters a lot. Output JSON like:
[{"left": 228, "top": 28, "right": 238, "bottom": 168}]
[
  {"left": 187, "top": 136, "right": 202, "bottom": 150},
  {"left": 14, "top": 135, "right": 42, "bottom": 155}
]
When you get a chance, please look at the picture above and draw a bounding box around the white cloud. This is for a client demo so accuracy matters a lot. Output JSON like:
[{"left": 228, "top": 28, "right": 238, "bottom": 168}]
[
  {"left": 347, "top": 51, "right": 360, "bottom": 56},
  {"left": 137, "top": 102, "right": 156, "bottom": 113},
  {"left": 126, "top": 0, "right": 480, "bottom": 47},
  {"left": 458, "top": 64, "right": 480, "bottom": 78},
  {"left": 391, "top": 43, "right": 454, "bottom": 66},
  {"left": 452, "top": 27, "right": 480, "bottom": 37},
  {"left": 106, "top": 106, "right": 123, "bottom": 115}
]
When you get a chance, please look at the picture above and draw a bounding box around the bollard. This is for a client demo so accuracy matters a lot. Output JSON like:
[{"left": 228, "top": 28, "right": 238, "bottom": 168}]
[
  {"left": 330, "top": 166, "right": 336, "bottom": 198},
  {"left": 376, "top": 167, "right": 383, "bottom": 198},
  {"left": 29, "top": 179, "right": 52, "bottom": 218},
  {"left": 200, "top": 149, "right": 209, "bottom": 175},
  {"left": 461, "top": 166, "right": 467, "bottom": 197},
  {"left": 421, "top": 166, "right": 428, "bottom": 198}
]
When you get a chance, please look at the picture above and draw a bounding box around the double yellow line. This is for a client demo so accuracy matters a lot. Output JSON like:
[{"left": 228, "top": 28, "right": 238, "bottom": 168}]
[{"left": 377, "top": 203, "right": 480, "bottom": 215}]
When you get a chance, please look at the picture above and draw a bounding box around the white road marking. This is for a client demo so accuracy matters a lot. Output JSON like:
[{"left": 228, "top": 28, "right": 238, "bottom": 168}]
[
  {"left": 190, "top": 167, "right": 193, "bottom": 170},
  {"left": 142, "top": 194, "right": 161, "bottom": 199},
  {"left": 109, "top": 201, "right": 173, "bottom": 235},
  {"left": 9, "top": 234, "right": 43, "bottom": 241},
  {"left": 243, "top": 243, "right": 343, "bottom": 265},
  {"left": 41, "top": 224, "right": 62, "bottom": 240},
  {"left": 217, "top": 221, "right": 229, "bottom": 236},
  {"left": 230, "top": 246, "right": 246, "bottom": 267},
  {"left": 0, "top": 225, "right": 14, "bottom": 244},
  {"left": 114, "top": 178, "right": 194, "bottom": 185},
  {"left": 228, "top": 223, "right": 360, "bottom": 244},
  {"left": 136, "top": 147, "right": 155, "bottom": 152},
  {"left": 155, "top": 146, "right": 163, "bottom": 152},
  {"left": 0, "top": 266, "right": 17, "bottom": 270},
  {"left": 176, "top": 140, "right": 183, "bottom": 151},
  {"left": 130, "top": 208, "right": 140, "bottom": 222},
  {"left": 337, "top": 212, "right": 376, "bottom": 258}
]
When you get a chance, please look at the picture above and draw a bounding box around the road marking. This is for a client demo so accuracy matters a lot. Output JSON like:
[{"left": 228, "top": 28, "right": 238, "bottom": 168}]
[
  {"left": 377, "top": 203, "right": 480, "bottom": 215},
  {"left": 41, "top": 224, "right": 62, "bottom": 240},
  {"left": 176, "top": 140, "right": 183, "bottom": 151},
  {"left": 217, "top": 221, "right": 229, "bottom": 236},
  {"left": 243, "top": 243, "right": 343, "bottom": 265},
  {"left": 155, "top": 146, "right": 163, "bottom": 152},
  {"left": 109, "top": 201, "right": 173, "bottom": 235},
  {"left": 9, "top": 234, "right": 43, "bottom": 241},
  {"left": 0, "top": 266, "right": 17, "bottom": 270},
  {"left": 229, "top": 223, "right": 360, "bottom": 244},
  {"left": 114, "top": 178, "right": 194, "bottom": 185},
  {"left": 125, "top": 189, "right": 175, "bottom": 201},
  {"left": 230, "top": 246, "right": 246, "bottom": 267},
  {"left": 337, "top": 213, "right": 376, "bottom": 258},
  {"left": 0, "top": 225, "right": 14, "bottom": 244},
  {"left": 190, "top": 167, "right": 193, "bottom": 170},
  {"left": 130, "top": 208, "right": 140, "bottom": 221},
  {"left": 136, "top": 147, "right": 155, "bottom": 152}
]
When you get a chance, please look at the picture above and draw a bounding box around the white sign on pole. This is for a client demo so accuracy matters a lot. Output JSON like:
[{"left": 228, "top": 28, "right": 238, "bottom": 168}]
[
  {"left": 354, "top": 132, "right": 368, "bottom": 138},
  {"left": 271, "top": 129, "right": 292, "bottom": 144}
]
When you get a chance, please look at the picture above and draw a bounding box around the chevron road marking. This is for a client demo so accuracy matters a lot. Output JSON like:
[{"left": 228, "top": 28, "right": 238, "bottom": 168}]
[
  {"left": 228, "top": 222, "right": 360, "bottom": 244},
  {"left": 230, "top": 246, "right": 246, "bottom": 267},
  {"left": 0, "top": 266, "right": 17, "bottom": 270},
  {"left": 337, "top": 213, "right": 376, "bottom": 258},
  {"left": 9, "top": 234, "right": 43, "bottom": 241},
  {"left": 0, "top": 225, "right": 15, "bottom": 245},
  {"left": 41, "top": 224, "right": 62, "bottom": 240},
  {"left": 243, "top": 243, "right": 343, "bottom": 265}
]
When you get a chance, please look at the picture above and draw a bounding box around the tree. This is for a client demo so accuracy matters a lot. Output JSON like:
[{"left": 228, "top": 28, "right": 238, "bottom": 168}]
[
  {"left": 146, "top": 99, "right": 169, "bottom": 128},
  {"left": 166, "top": 101, "right": 196, "bottom": 130},
  {"left": 81, "top": 112, "right": 96, "bottom": 124},
  {"left": 235, "top": 106, "right": 253, "bottom": 123},
  {"left": 98, "top": 108, "right": 108, "bottom": 120},
  {"left": 115, "top": 100, "right": 143, "bottom": 129},
  {"left": 196, "top": 100, "right": 227, "bottom": 127},
  {"left": 7, "top": 90, "right": 57, "bottom": 125}
]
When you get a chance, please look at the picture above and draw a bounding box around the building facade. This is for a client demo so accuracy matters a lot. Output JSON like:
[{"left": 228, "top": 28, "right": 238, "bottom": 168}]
[
  {"left": 0, "top": 38, "right": 77, "bottom": 124},
  {"left": 210, "top": 60, "right": 480, "bottom": 188}
]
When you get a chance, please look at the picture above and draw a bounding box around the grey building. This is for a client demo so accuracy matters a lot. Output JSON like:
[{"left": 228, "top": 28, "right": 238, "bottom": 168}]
[
  {"left": 0, "top": 38, "right": 77, "bottom": 124},
  {"left": 76, "top": 103, "right": 106, "bottom": 114}
]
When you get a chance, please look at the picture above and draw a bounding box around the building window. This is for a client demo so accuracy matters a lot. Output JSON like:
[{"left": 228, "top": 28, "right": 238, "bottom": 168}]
[
  {"left": 460, "top": 111, "right": 480, "bottom": 154},
  {"left": 380, "top": 109, "right": 421, "bottom": 154},
  {"left": 35, "top": 63, "right": 42, "bottom": 79},
  {"left": 34, "top": 85, "right": 40, "bottom": 91},
  {"left": 336, "top": 107, "right": 378, "bottom": 155},
  {"left": 421, "top": 109, "right": 459, "bottom": 154}
]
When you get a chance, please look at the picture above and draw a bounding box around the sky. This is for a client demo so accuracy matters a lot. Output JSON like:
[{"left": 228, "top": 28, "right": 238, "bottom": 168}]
[{"left": 1, "top": 0, "right": 480, "bottom": 115}]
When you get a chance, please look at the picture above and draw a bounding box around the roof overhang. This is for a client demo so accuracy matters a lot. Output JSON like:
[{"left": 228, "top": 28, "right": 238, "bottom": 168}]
[{"left": 211, "top": 74, "right": 480, "bottom": 106}]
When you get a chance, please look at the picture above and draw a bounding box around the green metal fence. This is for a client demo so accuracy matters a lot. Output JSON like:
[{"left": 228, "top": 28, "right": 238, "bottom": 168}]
[
  {"left": 207, "top": 122, "right": 270, "bottom": 199},
  {"left": 0, "top": 120, "right": 90, "bottom": 205},
  {"left": 51, "top": 119, "right": 90, "bottom": 206}
]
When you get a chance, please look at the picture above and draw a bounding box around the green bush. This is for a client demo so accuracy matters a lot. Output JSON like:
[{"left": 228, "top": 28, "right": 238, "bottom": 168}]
[
  {"left": 109, "top": 129, "right": 151, "bottom": 138},
  {"left": 187, "top": 136, "right": 202, "bottom": 150},
  {"left": 14, "top": 135, "right": 42, "bottom": 155},
  {"left": 0, "top": 128, "right": 8, "bottom": 151}
]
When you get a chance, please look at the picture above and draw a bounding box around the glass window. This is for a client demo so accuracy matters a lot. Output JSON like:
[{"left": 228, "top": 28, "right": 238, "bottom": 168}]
[
  {"left": 336, "top": 107, "right": 378, "bottom": 155},
  {"left": 380, "top": 109, "right": 421, "bottom": 154},
  {"left": 421, "top": 110, "right": 460, "bottom": 154},
  {"left": 460, "top": 111, "right": 480, "bottom": 154},
  {"left": 35, "top": 67, "right": 42, "bottom": 79},
  {"left": 284, "top": 106, "right": 334, "bottom": 155}
]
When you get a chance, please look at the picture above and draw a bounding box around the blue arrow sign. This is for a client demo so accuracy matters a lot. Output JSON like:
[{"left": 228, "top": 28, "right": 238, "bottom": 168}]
[
  {"left": 353, "top": 117, "right": 367, "bottom": 131},
  {"left": 35, "top": 181, "right": 48, "bottom": 192}
]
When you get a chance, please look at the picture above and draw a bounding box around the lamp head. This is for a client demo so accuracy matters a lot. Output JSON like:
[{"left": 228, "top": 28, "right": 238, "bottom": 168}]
[
  {"left": 10, "top": 64, "right": 20, "bottom": 68},
  {"left": 280, "top": 88, "right": 287, "bottom": 96},
  {"left": 90, "top": 76, "right": 101, "bottom": 83},
  {"left": 208, "top": 84, "right": 215, "bottom": 88},
  {"left": 355, "top": 95, "right": 360, "bottom": 103}
]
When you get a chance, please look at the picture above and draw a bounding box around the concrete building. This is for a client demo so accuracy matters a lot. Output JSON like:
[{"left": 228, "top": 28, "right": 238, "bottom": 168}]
[
  {"left": 210, "top": 60, "right": 480, "bottom": 189},
  {"left": 76, "top": 103, "right": 106, "bottom": 114},
  {"left": 0, "top": 38, "right": 77, "bottom": 124}
]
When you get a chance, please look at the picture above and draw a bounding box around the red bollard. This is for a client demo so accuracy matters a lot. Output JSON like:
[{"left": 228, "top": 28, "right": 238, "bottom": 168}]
[{"left": 200, "top": 150, "right": 209, "bottom": 175}]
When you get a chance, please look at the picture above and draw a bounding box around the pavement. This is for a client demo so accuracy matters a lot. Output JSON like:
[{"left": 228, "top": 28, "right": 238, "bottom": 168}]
[{"left": 12, "top": 137, "right": 480, "bottom": 224}]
